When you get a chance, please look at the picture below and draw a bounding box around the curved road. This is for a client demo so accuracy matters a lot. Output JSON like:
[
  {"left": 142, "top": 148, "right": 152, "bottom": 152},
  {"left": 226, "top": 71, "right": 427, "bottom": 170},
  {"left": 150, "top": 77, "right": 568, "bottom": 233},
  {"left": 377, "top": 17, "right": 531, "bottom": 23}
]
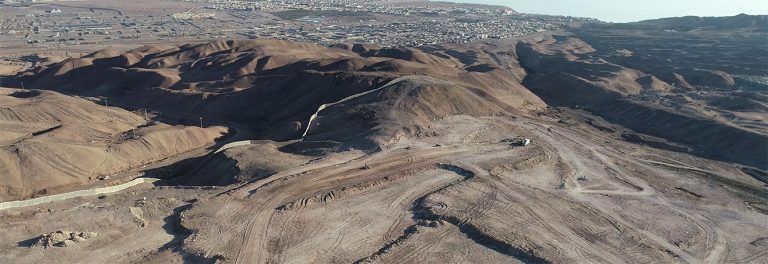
[
  {"left": 2, "top": 76, "right": 419, "bottom": 210},
  {"left": 2, "top": 77, "right": 436, "bottom": 211}
]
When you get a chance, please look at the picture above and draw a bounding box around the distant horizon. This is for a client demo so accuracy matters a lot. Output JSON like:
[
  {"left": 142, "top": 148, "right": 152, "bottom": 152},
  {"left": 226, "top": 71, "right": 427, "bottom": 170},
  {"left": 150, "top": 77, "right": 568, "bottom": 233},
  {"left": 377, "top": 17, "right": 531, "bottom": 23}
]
[{"left": 443, "top": 0, "right": 768, "bottom": 23}]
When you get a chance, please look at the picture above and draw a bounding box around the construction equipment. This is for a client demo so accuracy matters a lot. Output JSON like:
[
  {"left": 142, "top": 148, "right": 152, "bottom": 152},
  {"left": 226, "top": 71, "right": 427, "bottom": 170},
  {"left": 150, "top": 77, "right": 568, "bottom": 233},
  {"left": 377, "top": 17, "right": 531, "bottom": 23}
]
[{"left": 503, "top": 137, "right": 531, "bottom": 146}]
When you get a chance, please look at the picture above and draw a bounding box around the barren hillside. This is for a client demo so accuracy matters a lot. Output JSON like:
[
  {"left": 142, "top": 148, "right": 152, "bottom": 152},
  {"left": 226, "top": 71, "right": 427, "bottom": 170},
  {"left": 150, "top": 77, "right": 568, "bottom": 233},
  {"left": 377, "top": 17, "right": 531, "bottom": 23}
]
[
  {"left": 516, "top": 33, "right": 768, "bottom": 169},
  {"left": 0, "top": 30, "right": 766, "bottom": 264},
  {"left": 11, "top": 39, "right": 545, "bottom": 144},
  {"left": 0, "top": 88, "right": 226, "bottom": 201}
]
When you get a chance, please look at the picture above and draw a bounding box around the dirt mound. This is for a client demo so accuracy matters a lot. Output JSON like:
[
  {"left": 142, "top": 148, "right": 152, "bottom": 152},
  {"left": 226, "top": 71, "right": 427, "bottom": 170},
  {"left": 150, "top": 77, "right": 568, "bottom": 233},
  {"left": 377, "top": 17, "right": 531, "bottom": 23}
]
[
  {"left": 33, "top": 231, "right": 99, "bottom": 248},
  {"left": 183, "top": 141, "right": 309, "bottom": 186}
]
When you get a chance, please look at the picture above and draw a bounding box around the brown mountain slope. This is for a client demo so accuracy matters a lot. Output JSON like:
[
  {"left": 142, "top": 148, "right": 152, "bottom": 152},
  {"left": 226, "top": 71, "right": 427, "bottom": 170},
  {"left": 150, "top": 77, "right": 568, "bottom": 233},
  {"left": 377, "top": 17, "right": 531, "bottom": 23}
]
[
  {"left": 516, "top": 35, "right": 768, "bottom": 169},
  {"left": 0, "top": 88, "right": 226, "bottom": 201},
  {"left": 304, "top": 76, "right": 509, "bottom": 148},
  {"left": 11, "top": 39, "right": 546, "bottom": 145}
]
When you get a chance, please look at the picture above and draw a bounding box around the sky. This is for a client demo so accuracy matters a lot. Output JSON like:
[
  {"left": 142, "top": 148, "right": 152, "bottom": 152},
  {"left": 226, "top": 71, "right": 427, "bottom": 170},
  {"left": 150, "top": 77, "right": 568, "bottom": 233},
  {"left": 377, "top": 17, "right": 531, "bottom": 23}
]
[{"left": 447, "top": 0, "right": 768, "bottom": 22}]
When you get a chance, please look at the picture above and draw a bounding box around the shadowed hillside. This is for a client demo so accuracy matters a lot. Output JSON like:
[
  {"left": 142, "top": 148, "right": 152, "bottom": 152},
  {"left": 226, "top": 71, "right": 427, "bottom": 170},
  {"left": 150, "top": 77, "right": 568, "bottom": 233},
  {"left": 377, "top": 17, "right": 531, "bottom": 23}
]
[
  {"left": 0, "top": 88, "right": 226, "bottom": 201},
  {"left": 516, "top": 32, "right": 768, "bottom": 169},
  {"left": 11, "top": 39, "right": 546, "bottom": 147}
]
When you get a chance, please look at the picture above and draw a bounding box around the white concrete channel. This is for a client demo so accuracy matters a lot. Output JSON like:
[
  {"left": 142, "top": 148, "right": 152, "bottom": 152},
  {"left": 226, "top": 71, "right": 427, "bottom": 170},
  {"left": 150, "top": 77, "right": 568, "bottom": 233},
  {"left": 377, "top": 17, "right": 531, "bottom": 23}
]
[
  {"left": 0, "top": 139, "right": 258, "bottom": 211},
  {"left": 0, "top": 178, "right": 161, "bottom": 211}
]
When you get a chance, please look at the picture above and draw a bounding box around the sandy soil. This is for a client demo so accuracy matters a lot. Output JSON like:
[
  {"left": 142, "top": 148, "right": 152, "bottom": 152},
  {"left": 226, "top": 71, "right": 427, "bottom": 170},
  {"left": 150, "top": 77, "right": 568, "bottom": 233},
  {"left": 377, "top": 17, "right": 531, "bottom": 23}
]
[
  {"left": 0, "top": 63, "right": 25, "bottom": 76},
  {"left": 1, "top": 113, "right": 765, "bottom": 263}
]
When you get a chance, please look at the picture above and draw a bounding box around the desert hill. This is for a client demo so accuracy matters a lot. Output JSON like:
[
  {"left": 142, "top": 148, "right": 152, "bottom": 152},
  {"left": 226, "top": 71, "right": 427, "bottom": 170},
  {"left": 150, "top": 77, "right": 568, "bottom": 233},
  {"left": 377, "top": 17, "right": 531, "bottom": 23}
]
[
  {"left": 8, "top": 35, "right": 767, "bottom": 170},
  {"left": 11, "top": 39, "right": 546, "bottom": 146},
  {"left": 304, "top": 76, "right": 509, "bottom": 147},
  {"left": 515, "top": 32, "right": 768, "bottom": 169},
  {"left": 0, "top": 88, "right": 226, "bottom": 201}
]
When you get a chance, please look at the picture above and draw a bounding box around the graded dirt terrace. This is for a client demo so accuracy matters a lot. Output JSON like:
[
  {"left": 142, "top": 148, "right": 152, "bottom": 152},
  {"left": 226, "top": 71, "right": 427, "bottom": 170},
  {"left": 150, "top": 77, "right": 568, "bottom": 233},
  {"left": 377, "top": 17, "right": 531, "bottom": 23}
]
[{"left": 0, "top": 112, "right": 766, "bottom": 263}]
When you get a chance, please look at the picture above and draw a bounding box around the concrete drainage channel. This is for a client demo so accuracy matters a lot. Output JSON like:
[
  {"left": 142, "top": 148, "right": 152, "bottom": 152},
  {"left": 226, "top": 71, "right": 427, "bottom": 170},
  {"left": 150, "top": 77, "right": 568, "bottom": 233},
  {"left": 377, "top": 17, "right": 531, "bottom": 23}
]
[
  {"left": 0, "top": 140, "right": 255, "bottom": 212},
  {"left": 0, "top": 95, "right": 258, "bottom": 212},
  {"left": 0, "top": 178, "right": 161, "bottom": 211}
]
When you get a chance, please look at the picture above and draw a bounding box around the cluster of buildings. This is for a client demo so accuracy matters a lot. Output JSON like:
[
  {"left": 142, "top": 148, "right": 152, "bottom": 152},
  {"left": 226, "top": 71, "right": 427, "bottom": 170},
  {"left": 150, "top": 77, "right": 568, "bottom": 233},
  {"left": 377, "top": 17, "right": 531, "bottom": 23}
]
[
  {"left": 242, "top": 18, "right": 556, "bottom": 46},
  {"left": 171, "top": 12, "right": 216, "bottom": 20},
  {"left": 0, "top": 0, "right": 595, "bottom": 50},
  {"left": 197, "top": 0, "right": 516, "bottom": 18},
  {"left": 192, "top": 0, "right": 570, "bottom": 46},
  {"left": 0, "top": 10, "right": 137, "bottom": 45}
]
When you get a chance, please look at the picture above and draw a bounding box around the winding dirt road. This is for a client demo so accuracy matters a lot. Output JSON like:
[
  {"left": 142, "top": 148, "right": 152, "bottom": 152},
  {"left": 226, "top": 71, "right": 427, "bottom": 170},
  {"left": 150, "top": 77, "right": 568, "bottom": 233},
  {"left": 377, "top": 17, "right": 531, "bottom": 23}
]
[
  {"left": 1, "top": 112, "right": 765, "bottom": 263},
  {"left": 167, "top": 115, "right": 768, "bottom": 263}
]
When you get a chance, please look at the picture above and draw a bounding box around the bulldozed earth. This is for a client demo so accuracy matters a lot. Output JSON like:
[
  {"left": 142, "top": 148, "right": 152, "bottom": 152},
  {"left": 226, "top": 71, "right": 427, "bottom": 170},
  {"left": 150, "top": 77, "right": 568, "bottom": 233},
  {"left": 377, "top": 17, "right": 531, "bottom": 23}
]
[
  {"left": 0, "top": 23, "right": 766, "bottom": 263},
  {"left": 1, "top": 113, "right": 765, "bottom": 263}
]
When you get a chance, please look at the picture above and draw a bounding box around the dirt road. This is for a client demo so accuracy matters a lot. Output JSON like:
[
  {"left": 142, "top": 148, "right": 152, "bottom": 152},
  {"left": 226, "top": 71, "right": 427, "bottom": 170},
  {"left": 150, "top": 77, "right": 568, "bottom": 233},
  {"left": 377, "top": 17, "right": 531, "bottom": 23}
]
[
  {"left": 169, "top": 115, "right": 768, "bottom": 263},
  {"left": 1, "top": 115, "right": 766, "bottom": 263}
]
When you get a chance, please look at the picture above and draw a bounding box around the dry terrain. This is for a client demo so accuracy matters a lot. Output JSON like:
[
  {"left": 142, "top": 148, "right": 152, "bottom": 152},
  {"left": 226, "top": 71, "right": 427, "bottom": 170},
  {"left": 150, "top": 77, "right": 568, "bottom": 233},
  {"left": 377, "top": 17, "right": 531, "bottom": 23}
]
[
  {"left": 0, "top": 88, "right": 226, "bottom": 201},
  {"left": 0, "top": 112, "right": 765, "bottom": 263},
  {"left": 0, "top": 17, "right": 766, "bottom": 264}
]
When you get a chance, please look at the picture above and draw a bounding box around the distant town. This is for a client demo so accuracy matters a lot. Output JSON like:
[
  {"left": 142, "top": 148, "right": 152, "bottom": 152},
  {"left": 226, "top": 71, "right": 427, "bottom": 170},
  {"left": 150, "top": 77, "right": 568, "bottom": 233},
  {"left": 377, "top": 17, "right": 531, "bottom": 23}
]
[{"left": 0, "top": 0, "right": 597, "bottom": 50}]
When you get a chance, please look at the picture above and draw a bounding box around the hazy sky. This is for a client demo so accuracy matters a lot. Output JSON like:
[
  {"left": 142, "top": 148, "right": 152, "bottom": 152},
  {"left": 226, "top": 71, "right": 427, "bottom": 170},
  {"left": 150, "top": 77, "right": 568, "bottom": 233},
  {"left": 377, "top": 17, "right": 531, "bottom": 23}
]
[{"left": 448, "top": 0, "right": 768, "bottom": 22}]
